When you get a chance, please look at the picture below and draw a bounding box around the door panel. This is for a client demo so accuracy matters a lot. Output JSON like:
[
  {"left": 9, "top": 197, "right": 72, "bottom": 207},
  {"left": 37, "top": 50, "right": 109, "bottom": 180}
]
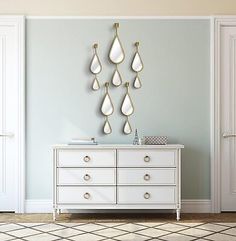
[
  {"left": 0, "top": 21, "right": 21, "bottom": 211},
  {"left": 221, "top": 26, "right": 236, "bottom": 211}
]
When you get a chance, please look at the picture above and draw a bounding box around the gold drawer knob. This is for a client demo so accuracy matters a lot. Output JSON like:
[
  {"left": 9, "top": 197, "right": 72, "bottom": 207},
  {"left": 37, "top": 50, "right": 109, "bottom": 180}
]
[
  {"left": 144, "top": 155, "right": 150, "bottom": 162},
  {"left": 144, "top": 192, "right": 151, "bottom": 199},
  {"left": 83, "top": 155, "right": 91, "bottom": 162},
  {"left": 83, "top": 192, "right": 90, "bottom": 199},
  {"left": 144, "top": 174, "right": 151, "bottom": 181},
  {"left": 83, "top": 174, "right": 91, "bottom": 181}
]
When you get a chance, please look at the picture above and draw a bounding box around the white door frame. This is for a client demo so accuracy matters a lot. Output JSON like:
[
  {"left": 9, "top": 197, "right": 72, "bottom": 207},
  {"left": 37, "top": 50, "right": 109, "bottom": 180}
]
[
  {"left": 0, "top": 16, "right": 25, "bottom": 213},
  {"left": 211, "top": 16, "right": 236, "bottom": 213}
]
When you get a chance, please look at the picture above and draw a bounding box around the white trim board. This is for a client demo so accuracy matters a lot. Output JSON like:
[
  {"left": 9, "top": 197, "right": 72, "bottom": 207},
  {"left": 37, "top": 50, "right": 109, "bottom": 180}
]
[
  {"left": 26, "top": 16, "right": 211, "bottom": 20},
  {"left": 210, "top": 16, "right": 216, "bottom": 213},
  {"left": 0, "top": 16, "right": 25, "bottom": 213},
  {"left": 25, "top": 199, "right": 211, "bottom": 214},
  {"left": 18, "top": 15, "right": 26, "bottom": 214},
  {"left": 211, "top": 17, "right": 236, "bottom": 213},
  {"left": 181, "top": 200, "right": 212, "bottom": 213},
  {"left": 25, "top": 15, "right": 236, "bottom": 20},
  {"left": 17, "top": 15, "right": 26, "bottom": 214}
]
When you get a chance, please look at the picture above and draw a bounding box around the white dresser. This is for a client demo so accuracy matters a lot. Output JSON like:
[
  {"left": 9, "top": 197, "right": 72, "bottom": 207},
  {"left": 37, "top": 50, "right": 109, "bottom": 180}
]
[{"left": 53, "top": 144, "right": 184, "bottom": 221}]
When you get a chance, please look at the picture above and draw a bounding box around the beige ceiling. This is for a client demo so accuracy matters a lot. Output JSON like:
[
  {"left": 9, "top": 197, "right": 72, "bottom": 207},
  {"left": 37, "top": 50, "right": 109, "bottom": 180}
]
[{"left": 0, "top": 0, "right": 236, "bottom": 16}]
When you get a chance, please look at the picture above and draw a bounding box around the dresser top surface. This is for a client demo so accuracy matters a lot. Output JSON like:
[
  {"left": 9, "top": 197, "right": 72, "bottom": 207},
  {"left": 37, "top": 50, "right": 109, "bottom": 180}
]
[{"left": 52, "top": 144, "right": 184, "bottom": 149}]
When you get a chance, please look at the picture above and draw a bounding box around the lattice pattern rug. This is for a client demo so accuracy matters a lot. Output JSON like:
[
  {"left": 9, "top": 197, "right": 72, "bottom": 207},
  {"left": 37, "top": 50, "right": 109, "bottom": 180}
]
[{"left": 0, "top": 222, "right": 236, "bottom": 241}]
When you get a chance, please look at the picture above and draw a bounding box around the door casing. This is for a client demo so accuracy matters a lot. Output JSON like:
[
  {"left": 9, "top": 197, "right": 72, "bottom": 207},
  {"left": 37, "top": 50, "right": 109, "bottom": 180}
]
[
  {"left": 0, "top": 16, "right": 25, "bottom": 213},
  {"left": 211, "top": 16, "right": 236, "bottom": 213}
]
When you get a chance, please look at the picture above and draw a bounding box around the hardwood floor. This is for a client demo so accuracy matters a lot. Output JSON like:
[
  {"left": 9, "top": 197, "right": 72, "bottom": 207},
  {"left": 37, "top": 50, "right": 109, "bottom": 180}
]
[{"left": 0, "top": 213, "right": 236, "bottom": 223}]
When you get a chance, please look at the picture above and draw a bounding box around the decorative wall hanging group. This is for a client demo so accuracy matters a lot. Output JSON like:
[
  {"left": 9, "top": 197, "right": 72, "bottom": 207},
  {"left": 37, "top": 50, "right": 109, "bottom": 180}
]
[{"left": 89, "top": 23, "right": 144, "bottom": 135}]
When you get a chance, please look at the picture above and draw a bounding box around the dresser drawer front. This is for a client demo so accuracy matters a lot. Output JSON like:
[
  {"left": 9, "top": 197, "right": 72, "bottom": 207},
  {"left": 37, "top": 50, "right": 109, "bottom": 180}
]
[
  {"left": 57, "top": 186, "right": 116, "bottom": 204},
  {"left": 117, "top": 168, "right": 176, "bottom": 185},
  {"left": 117, "top": 150, "right": 176, "bottom": 167},
  {"left": 57, "top": 150, "right": 116, "bottom": 167},
  {"left": 117, "top": 186, "right": 176, "bottom": 204},
  {"left": 57, "top": 168, "right": 116, "bottom": 185}
]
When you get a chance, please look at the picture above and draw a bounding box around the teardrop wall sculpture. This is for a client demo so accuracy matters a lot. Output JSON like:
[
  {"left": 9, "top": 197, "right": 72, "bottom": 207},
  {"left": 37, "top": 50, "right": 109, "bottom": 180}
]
[
  {"left": 109, "top": 23, "right": 125, "bottom": 87},
  {"left": 109, "top": 36, "right": 125, "bottom": 64},
  {"left": 109, "top": 23, "right": 125, "bottom": 64},
  {"left": 132, "top": 52, "right": 143, "bottom": 72},
  {"left": 101, "top": 82, "right": 114, "bottom": 135},
  {"left": 90, "top": 43, "right": 102, "bottom": 91},
  {"left": 90, "top": 54, "right": 102, "bottom": 74},
  {"left": 101, "top": 93, "right": 114, "bottom": 116},
  {"left": 123, "top": 117, "right": 132, "bottom": 135},
  {"left": 121, "top": 82, "right": 134, "bottom": 134},
  {"left": 133, "top": 75, "right": 142, "bottom": 89},
  {"left": 121, "top": 82, "right": 134, "bottom": 116},
  {"left": 111, "top": 68, "right": 122, "bottom": 87},
  {"left": 92, "top": 77, "right": 100, "bottom": 91},
  {"left": 131, "top": 42, "right": 144, "bottom": 89},
  {"left": 101, "top": 82, "right": 114, "bottom": 116},
  {"left": 90, "top": 43, "right": 102, "bottom": 74},
  {"left": 103, "top": 117, "right": 112, "bottom": 134}
]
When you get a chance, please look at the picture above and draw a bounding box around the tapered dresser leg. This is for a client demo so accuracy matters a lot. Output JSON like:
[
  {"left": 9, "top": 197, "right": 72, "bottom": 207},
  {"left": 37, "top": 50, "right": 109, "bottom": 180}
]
[
  {"left": 176, "top": 209, "right": 180, "bottom": 221},
  {"left": 53, "top": 208, "right": 56, "bottom": 221}
]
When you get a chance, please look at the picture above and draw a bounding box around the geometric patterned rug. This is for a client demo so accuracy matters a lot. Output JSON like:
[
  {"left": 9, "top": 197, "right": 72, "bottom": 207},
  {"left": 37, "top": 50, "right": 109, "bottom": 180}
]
[{"left": 0, "top": 222, "right": 236, "bottom": 241}]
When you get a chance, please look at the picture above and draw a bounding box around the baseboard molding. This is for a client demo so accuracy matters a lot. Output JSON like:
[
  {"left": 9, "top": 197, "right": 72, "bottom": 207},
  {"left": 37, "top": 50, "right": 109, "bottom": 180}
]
[
  {"left": 25, "top": 199, "right": 212, "bottom": 213},
  {"left": 25, "top": 200, "right": 53, "bottom": 213},
  {"left": 181, "top": 199, "right": 212, "bottom": 213}
]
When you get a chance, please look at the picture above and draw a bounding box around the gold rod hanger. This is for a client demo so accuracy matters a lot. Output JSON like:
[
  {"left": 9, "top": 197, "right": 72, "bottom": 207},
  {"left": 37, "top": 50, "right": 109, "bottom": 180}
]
[{"left": 114, "top": 22, "right": 119, "bottom": 35}]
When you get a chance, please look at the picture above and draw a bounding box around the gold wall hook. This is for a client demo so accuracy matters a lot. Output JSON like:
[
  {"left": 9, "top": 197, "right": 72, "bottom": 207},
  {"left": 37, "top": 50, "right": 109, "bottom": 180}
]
[
  {"left": 114, "top": 23, "right": 119, "bottom": 34},
  {"left": 135, "top": 42, "right": 140, "bottom": 49},
  {"left": 114, "top": 23, "right": 119, "bottom": 29},
  {"left": 105, "top": 82, "right": 109, "bottom": 92}
]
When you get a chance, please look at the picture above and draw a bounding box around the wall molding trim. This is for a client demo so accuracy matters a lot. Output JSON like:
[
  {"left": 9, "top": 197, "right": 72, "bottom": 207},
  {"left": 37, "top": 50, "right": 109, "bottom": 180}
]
[
  {"left": 211, "top": 16, "right": 236, "bottom": 213},
  {"left": 181, "top": 199, "right": 212, "bottom": 213},
  {"left": 17, "top": 15, "right": 26, "bottom": 214},
  {"left": 25, "top": 199, "right": 211, "bottom": 214},
  {"left": 0, "top": 15, "right": 25, "bottom": 213},
  {"left": 25, "top": 200, "right": 52, "bottom": 213},
  {"left": 26, "top": 16, "right": 212, "bottom": 20}
]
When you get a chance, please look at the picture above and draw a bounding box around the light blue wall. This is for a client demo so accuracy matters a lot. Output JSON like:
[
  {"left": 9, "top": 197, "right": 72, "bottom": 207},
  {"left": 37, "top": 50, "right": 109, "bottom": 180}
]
[{"left": 26, "top": 19, "right": 210, "bottom": 199}]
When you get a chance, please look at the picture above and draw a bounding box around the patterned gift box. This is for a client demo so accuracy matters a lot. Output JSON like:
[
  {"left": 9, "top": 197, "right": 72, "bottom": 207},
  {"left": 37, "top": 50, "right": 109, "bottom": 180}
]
[{"left": 144, "top": 136, "right": 168, "bottom": 145}]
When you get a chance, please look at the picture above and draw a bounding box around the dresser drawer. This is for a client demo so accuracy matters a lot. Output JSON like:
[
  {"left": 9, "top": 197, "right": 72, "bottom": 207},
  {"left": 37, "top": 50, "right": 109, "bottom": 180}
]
[
  {"left": 117, "top": 150, "right": 176, "bottom": 167},
  {"left": 117, "top": 168, "right": 176, "bottom": 185},
  {"left": 117, "top": 186, "right": 176, "bottom": 204},
  {"left": 57, "top": 149, "right": 116, "bottom": 167},
  {"left": 57, "top": 186, "right": 116, "bottom": 204},
  {"left": 57, "top": 168, "right": 116, "bottom": 185}
]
